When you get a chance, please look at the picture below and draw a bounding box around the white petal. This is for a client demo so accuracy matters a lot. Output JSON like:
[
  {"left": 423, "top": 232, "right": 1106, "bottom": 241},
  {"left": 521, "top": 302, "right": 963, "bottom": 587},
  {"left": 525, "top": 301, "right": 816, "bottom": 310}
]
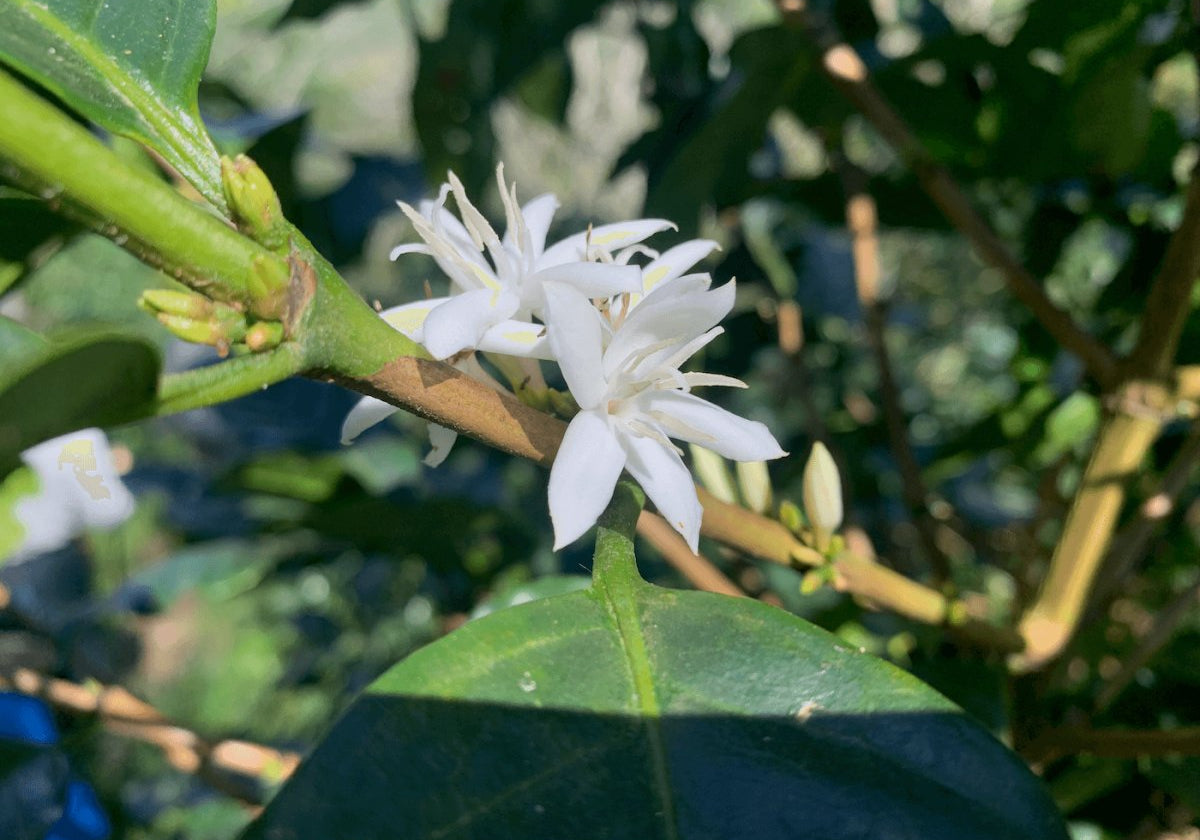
[
  {"left": 604, "top": 280, "right": 735, "bottom": 379},
  {"left": 425, "top": 199, "right": 491, "bottom": 271},
  {"left": 680, "top": 372, "right": 747, "bottom": 389},
  {"left": 517, "top": 193, "right": 559, "bottom": 258},
  {"left": 641, "top": 240, "right": 720, "bottom": 295},
  {"left": 448, "top": 170, "right": 499, "bottom": 248},
  {"left": 540, "top": 219, "right": 676, "bottom": 267},
  {"left": 542, "top": 283, "right": 609, "bottom": 410},
  {"left": 530, "top": 262, "right": 641, "bottom": 299},
  {"left": 341, "top": 396, "right": 398, "bottom": 444},
  {"left": 388, "top": 242, "right": 433, "bottom": 261},
  {"left": 637, "top": 390, "right": 787, "bottom": 461},
  {"left": 476, "top": 320, "right": 555, "bottom": 360},
  {"left": 621, "top": 432, "right": 703, "bottom": 553},
  {"left": 398, "top": 200, "right": 496, "bottom": 291},
  {"left": 378, "top": 297, "right": 452, "bottom": 342},
  {"left": 422, "top": 288, "right": 519, "bottom": 359},
  {"left": 424, "top": 424, "right": 458, "bottom": 467},
  {"left": 549, "top": 411, "right": 626, "bottom": 550}
]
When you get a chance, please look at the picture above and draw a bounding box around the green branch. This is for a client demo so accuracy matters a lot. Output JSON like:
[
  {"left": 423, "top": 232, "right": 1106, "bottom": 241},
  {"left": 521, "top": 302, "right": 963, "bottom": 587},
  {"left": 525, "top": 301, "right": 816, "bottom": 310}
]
[
  {"left": 0, "top": 67, "right": 286, "bottom": 318},
  {"left": 154, "top": 343, "right": 306, "bottom": 416}
]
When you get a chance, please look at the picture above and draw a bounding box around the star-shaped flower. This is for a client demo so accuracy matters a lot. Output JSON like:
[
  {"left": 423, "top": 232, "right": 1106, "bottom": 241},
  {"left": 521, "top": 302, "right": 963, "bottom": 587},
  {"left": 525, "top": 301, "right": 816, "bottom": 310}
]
[
  {"left": 390, "top": 165, "right": 671, "bottom": 360},
  {"left": 543, "top": 275, "right": 786, "bottom": 551}
]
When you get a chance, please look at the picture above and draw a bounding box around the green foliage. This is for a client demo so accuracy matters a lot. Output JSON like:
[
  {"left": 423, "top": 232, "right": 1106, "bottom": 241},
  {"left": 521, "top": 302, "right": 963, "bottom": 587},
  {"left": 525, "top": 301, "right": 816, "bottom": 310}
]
[
  {"left": 245, "top": 489, "right": 1065, "bottom": 839},
  {"left": 0, "top": 0, "right": 225, "bottom": 208},
  {"left": 0, "top": 328, "right": 159, "bottom": 473},
  {"left": 2, "top": 0, "right": 1200, "bottom": 837}
]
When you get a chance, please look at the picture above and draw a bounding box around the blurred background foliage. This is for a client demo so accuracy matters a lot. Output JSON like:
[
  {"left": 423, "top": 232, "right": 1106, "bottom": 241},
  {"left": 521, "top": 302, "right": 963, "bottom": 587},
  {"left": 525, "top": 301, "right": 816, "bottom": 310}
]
[{"left": 3, "top": 0, "right": 1200, "bottom": 837}]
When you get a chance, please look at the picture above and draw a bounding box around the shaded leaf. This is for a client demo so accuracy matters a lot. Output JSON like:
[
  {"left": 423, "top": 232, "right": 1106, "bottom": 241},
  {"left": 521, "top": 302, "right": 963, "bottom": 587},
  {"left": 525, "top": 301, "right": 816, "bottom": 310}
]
[
  {"left": 244, "top": 584, "right": 1067, "bottom": 839},
  {"left": 0, "top": 329, "right": 160, "bottom": 474}
]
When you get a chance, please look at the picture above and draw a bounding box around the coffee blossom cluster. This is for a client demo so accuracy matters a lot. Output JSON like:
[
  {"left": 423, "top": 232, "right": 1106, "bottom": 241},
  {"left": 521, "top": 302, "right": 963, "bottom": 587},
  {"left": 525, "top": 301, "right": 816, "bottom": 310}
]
[{"left": 342, "top": 166, "right": 785, "bottom": 551}]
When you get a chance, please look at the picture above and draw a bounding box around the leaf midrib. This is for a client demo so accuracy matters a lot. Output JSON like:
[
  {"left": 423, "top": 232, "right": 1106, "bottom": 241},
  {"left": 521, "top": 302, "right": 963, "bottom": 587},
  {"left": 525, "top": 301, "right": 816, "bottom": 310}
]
[{"left": 594, "top": 577, "right": 679, "bottom": 840}]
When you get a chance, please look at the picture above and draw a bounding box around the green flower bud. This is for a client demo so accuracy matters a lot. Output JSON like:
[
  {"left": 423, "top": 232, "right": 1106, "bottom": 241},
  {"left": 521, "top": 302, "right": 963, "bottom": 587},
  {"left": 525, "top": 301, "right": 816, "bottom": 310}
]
[
  {"left": 244, "top": 320, "right": 284, "bottom": 352},
  {"left": 802, "top": 441, "right": 843, "bottom": 552},
  {"left": 221, "top": 154, "right": 288, "bottom": 250},
  {"left": 778, "top": 499, "right": 804, "bottom": 534},
  {"left": 138, "top": 288, "right": 214, "bottom": 320},
  {"left": 735, "top": 460, "right": 773, "bottom": 514},
  {"left": 690, "top": 445, "right": 737, "bottom": 505}
]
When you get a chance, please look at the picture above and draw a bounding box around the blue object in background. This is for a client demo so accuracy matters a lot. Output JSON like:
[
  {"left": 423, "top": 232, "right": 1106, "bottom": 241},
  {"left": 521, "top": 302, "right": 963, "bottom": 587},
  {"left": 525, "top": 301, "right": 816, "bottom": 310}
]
[{"left": 0, "top": 693, "right": 110, "bottom": 840}]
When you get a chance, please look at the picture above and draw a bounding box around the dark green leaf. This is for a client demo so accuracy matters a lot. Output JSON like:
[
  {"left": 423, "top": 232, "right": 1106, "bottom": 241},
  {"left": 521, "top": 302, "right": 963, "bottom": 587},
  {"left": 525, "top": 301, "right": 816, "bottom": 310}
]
[
  {"left": 0, "top": 0, "right": 225, "bottom": 209},
  {"left": 244, "top": 584, "right": 1067, "bottom": 840},
  {"left": 0, "top": 328, "right": 159, "bottom": 474}
]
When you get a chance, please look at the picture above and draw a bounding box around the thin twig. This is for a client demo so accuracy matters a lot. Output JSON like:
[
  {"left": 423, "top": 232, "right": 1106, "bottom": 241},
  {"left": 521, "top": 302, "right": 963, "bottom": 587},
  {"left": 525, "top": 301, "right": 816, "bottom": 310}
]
[
  {"left": 1024, "top": 725, "right": 1200, "bottom": 764},
  {"left": 1094, "top": 577, "right": 1200, "bottom": 713},
  {"left": 834, "top": 154, "right": 953, "bottom": 584},
  {"left": 1127, "top": 175, "right": 1200, "bottom": 378},
  {"left": 1089, "top": 422, "right": 1200, "bottom": 615},
  {"left": 0, "top": 668, "right": 300, "bottom": 806},
  {"left": 636, "top": 512, "right": 748, "bottom": 598},
  {"left": 773, "top": 1, "right": 1119, "bottom": 388},
  {"left": 697, "top": 488, "right": 1024, "bottom": 651}
]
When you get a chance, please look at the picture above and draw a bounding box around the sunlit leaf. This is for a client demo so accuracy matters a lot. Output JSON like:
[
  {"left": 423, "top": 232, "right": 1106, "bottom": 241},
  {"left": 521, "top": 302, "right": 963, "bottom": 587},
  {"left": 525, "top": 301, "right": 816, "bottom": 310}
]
[
  {"left": 0, "top": 0, "right": 225, "bottom": 209},
  {"left": 244, "top": 584, "right": 1067, "bottom": 840}
]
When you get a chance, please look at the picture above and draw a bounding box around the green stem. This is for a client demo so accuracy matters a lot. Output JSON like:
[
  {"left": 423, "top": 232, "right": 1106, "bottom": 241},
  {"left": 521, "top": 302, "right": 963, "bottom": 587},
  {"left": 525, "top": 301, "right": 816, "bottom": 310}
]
[
  {"left": 153, "top": 343, "right": 305, "bottom": 416},
  {"left": 592, "top": 480, "right": 648, "bottom": 591},
  {"left": 0, "top": 67, "right": 287, "bottom": 319}
]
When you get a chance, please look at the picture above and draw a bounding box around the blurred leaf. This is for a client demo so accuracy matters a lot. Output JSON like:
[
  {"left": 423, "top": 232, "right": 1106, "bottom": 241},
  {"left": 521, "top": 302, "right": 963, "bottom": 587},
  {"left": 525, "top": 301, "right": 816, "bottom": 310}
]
[
  {"left": 1034, "top": 393, "right": 1099, "bottom": 465},
  {"left": 0, "top": 0, "right": 224, "bottom": 207},
  {"left": 132, "top": 534, "right": 317, "bottom": 607},
  {"left": 469, "top": 574, "right": 591, "bottom": 619},
  {"left": 279, "top": 0, "right": 369, "bottom": 22},
  {"left": 0, "top": 194, "right": 74, "bottom": 273},
  {"left": 21, "top": 234, "right": 176, "bottom": 343},
  {"left": 244, "top": 585, "right": 1067, "bottom": 839},
  {"left": 635, "top": 26, "right": 814, "bottom": 233},
  {"left": 412, "top": 0, "right": 608, "bottom": 193},
  {"left": 0, "top": 328, "right": 159, "bottom": 474},
  {"left": 0, "top": 316, "right": 46, "bottom": 362}
]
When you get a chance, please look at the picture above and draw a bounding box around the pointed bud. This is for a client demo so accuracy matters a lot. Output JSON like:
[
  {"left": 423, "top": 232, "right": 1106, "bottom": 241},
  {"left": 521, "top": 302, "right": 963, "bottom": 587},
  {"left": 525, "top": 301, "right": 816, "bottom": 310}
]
[
  {"left": 690, "top": 445, "right": 737, "bottom": 504},
  {"left": 221, "top": 154, "right": 288, "bottom": 250},
  {"left": 735, "top": 460, "right": 773, "bottom": 514},
  {"left": 138, "top": 288, "right": 214, "bottom": 320},
  {"left": 803, "top": 441, "right": 843, "bottom": 551},
  {"left": 799, "top": 569, "right": 825, "bottom": 595},
  {"left": 779, "top": 499, "right": 804, "bottom": 534},
  {"left": 246, "top": 253, "right": 290, "bottom": 319},
  {"left": 244, "top": 321, "right": 284, "bottom": 352},
  {"left": 143, "top": 292, "right": 247, "bottom": 349},
  {"left": 153, "top": 313, "right": 228, "bottom": 346}
]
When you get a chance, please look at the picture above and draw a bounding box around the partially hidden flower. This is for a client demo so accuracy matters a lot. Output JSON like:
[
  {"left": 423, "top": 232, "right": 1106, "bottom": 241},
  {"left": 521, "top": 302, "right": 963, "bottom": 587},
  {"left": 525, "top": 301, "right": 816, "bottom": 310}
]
[
  {"left": 543, "top": 275, "right": 786, "bottom": 552},
  {"left": 389, "top": 164, "right": 671, "bottom": 360},
  {"left": 1, "top": 429, "right": 135, "bottom": 563}
]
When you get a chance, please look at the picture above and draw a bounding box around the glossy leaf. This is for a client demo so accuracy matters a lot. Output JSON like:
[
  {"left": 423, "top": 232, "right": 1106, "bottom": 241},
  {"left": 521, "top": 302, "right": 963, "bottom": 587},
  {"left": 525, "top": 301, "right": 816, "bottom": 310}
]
[
  {"left": 0, "top": 0, "right": 225, "bottom": 209},
  {"left": 0, "top": 329, "right": 159, "bottom": 474},
  {"left": 244, "top": 584, "right": 1067, "bottom": 839}
]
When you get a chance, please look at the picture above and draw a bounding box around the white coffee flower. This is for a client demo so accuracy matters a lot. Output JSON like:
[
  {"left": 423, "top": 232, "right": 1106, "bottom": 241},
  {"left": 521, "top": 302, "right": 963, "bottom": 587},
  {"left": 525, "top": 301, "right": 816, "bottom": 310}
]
[
  {"left": 2, "top": 429, "right": 135, "bottom": 563},
  {"left": 543, "top": 276, "right": 786, "bottom": 551},
  {"left": 389, "top": 164, "right": 670, "bottom": 360}
]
